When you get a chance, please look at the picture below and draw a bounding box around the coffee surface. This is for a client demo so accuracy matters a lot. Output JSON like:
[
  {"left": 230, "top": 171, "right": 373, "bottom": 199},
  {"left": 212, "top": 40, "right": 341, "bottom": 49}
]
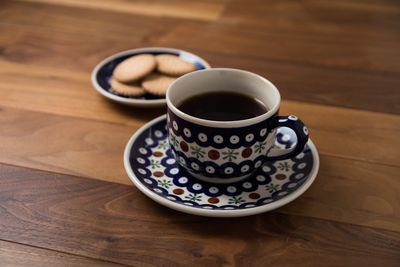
[{"left": 177, "top": 92, "right": 268, "bottom": 121}]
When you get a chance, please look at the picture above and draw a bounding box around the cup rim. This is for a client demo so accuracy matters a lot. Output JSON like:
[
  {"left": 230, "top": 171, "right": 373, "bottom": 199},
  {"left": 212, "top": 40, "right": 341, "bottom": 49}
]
[{"left": 166, "top": 68, "right": 281, "bottom": 128}]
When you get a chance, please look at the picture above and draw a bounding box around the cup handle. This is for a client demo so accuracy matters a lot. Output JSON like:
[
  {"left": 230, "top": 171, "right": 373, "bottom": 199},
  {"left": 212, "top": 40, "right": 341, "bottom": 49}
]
[{"left": 266, "top": 115, "right": 309, "bottom": 161}]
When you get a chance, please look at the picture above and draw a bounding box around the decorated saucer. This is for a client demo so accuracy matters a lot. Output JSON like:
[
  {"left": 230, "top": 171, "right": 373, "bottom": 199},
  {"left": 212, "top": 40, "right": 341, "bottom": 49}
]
[
  {"left": 124, "top": 115, "right": 319, "bottom": 217},
  {"left": 91, "top": 47, "right": 210, "bottom": 108}
]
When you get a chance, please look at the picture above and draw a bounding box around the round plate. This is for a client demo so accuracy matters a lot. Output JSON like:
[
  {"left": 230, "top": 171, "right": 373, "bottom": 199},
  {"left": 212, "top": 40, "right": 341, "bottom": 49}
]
[
  {"left": 124, "top": 115, "right": 319, "bottom": 217},
  {"left": 91, "top": 47, "right": 211, "bottom": 108}
]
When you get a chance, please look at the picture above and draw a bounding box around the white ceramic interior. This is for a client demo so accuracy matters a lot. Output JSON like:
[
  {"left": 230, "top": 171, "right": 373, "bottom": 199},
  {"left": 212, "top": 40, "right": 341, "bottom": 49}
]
[{"left": 166, "top": 68, "right": 281, "bottom": 127}]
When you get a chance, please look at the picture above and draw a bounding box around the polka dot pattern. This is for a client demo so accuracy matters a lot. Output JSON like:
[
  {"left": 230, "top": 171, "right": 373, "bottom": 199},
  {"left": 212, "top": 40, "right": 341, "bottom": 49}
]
[
  {"left": 167, "top": 110, "right": 277, "bottom": 148},
  {"left": 206, "top": 166, "right": 215, "bottom": 174},
  {"left": 208, "top": 150, "right": 220, "bottom": 160},
  {"left": 166, "top": 110, "right": 310, "bottom": 181},
  {"left": 183, "top": 128, "right": 191, "bottom": 137},
  {"left": 241, "top": 165, "right": 250, "bottom": 173},
  {"left": 230, "top": 135, "right": 240, "bottom": 144},
  {"left": 245, "top": 134, "right": 254, "bottom": 142},
  {"left": 172, "top": 121, "right": 178, "bottom": 130},
  {"left": 260, "top": 128, "right": 267, "bottom": 137},
  {"left": 191, "top": 162, "right": 200, "bottom": 170},
  {"left": 213, "top": 135, "right": 224, "bottom": 144},
  {"left": 198, "top": 133, "right": 208, "bottom": 142},
  {"left": 154, "top": 130, "right": 163, "bottom": 138},
  {"left": 129, "top": 116, "right": 315, "bottom": 210},
  {"left": 224, "top": 167, "right": 234, "bottom": 174}
]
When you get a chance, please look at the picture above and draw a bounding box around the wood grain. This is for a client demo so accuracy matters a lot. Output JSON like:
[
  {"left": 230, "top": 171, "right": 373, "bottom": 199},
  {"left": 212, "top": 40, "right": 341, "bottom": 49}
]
[
  {"left": 279, "top": 101, "right": 400, "bottom": 167},
  {"left": 0, "top": 61, "right": 165, "bottom": 126},
  {"left": 0, "top": 2, "right": 177, "bottom": 43},
  {"left": 0, "top": 23, "right": 163, "bottom": 74},
  {"left": 0, "top": 106, "right": 137, "bottom": 184},
  {"left": 0, "top": 240, "right": 126, "bottom": 267},
  {"left": 0, "top": 106, "right": 399, "bottom": 232},
  {"left": 158, "top": 22, "right": 400, "bottom": 74},
  {"left": 0, "top": 163, "right": 399, "bottom": 267},
  {"left": 281, "top": 155, "right": 400, "bottom": 233},
  {"left": 20, "top": 0, "right": 226, "bottom": 21},
  {"left": 1, "top": 1, "right": 400, "bottom": 113},
  {"left": 221, "top": 0, "right": 400, "bottom": 41},
  {"left": 0, "top": 91, "right": 398, "bottom": 170},
  {"left": 0, "top": 0, "right": 399, "bottom": 265},
  {"left": 155, "top": 25, "right": 400, "bottom": 114}
]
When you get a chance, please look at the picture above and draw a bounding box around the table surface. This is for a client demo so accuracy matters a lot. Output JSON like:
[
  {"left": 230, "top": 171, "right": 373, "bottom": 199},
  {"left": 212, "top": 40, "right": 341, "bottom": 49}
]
[{"left": 1, "top": 0, "right": 399, "bottom": 266}]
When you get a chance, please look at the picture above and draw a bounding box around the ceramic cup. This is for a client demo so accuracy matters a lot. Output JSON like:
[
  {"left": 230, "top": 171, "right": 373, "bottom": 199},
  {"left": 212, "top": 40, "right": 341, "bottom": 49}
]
[{"left": 166, "top": 68, "right": 309, "bottom": 184}]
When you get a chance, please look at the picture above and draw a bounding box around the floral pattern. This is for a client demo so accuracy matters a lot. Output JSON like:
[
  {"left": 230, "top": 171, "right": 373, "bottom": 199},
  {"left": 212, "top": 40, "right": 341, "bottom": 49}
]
[
  {"left": 222, "top": 149, "right": 239, "bottom": 161},
  {"left": 158, "top": 179, "right": 173, "bottom": 189},
  {"left": 228, "top": 196, "right": 245, "bottom": 204},
  {"left": 169, "top": 129, "right": 271, "bottom": 164},
  {"left": 190, "top": 145, "right": 205, "bottom": 159},
  {"left": 254, "top": 141, "right": 267, "bottom": 154},
  {"left": 149, "top": 159, "right": 161, "bottom": 169},
  {"left": 169, "top": 134, "right": 178, "bottom": 148},
  {"left": 128, "top": 117, "right": 317, "bottom": 212},
  {"left": 277, "top": 162, "right": 290, "bottom": 171},
  {"left": 185, "top": 193, "right": 202, "bottom": 201},
  {"left": 265, "top": 183, "right": 280, "bottom": 193},
  {"left": 157, "top": 140, "right": 169, "bottom": 150}
]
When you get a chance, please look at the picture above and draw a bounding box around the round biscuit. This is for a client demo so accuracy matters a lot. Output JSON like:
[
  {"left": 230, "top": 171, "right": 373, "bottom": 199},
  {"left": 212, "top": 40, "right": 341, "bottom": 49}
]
[
  {"left": 110, "top": 78, "right": 145, "bottom": 97},
  {"left": 113, "top": 54, "right": 156, "bottom": 83},
  {"left": 156, "top": 54, "right": 196, "bottom": 76},
  {"left": 141, "top": 73, "right": 176, "bottom": 96}
]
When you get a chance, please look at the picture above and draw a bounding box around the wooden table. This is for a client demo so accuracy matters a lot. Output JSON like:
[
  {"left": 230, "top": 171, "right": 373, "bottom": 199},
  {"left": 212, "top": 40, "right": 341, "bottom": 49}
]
[{"left": 1, "top": 0, "right": 399, "bottom": 266}]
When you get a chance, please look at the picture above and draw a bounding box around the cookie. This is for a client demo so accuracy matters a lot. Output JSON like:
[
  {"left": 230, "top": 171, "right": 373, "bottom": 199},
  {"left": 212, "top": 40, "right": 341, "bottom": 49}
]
[
  {"left": 141, "top": 73, "right": 176, "bottom": 96},
  {"left": 156, "top": 54, "right": 196, "bottom": 76},
  {"left": 110, "top": 78, "right": 145, "bottom": 97},
  {"left": 113, "top": 54, "right": 156, "bottom": 83}
]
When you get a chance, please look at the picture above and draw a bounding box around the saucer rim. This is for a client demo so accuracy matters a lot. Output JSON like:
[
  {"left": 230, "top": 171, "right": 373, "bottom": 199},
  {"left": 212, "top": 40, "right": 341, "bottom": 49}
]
[
  {"left": 123, "top": 115, "right": 320, "bottom": 217},
  {"left": 91, "top": 47, "right": 211, "bottom": 108}
]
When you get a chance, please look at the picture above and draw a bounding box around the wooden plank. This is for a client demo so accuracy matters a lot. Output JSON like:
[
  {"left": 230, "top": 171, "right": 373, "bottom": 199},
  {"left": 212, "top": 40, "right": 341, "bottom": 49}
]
[
  {"left": 0, "top": 22, "right": 167, "bottom": 74},
  {"left": 0, "top": 61, "right": 165, "bottom": 127},
  {"left": 3, "top": 2, "right": 398, "bottom": 76},
  {"left": 0, "top": 163, "right": 399, "bottom": 267},
  {"left": 197, "top": 52, "right": 400, "bottom": 114},
  {"left": 221, "top": 0, "right": 400, "bottom": 41},
  {"left": 281, "top": 154, "right": 400, "bottom": 233},
  {"left": 0, "top": 240, "right": 127, "bottom": 267},
  {"left": 1, "top": 2, "right": 399, "bottom": 114},
  {"left": 0, "top": 1, "right": 179, "bottom": 43},
  {"left": 1, "top": 107, "right": 399, "bottom": 232},
  {"left": 0, "top": 1, "right": 398, "bottom": 266},
  {"left": 0, "top": 79, "right": 399, "bottom": 167},
  {"left": 19, "top": 0, "right": 225, "bottom": 21},
  {"left": 278, "top": 101, "right": 400, "bottom": 167},
  {"left": 158, "top": 22, "right": 400, "bottom": 74},
  {"left": 0, "top": 107, "right": 137, "bottom": 185},
  {"left": 1, "top": 47, "right": 399, "bottom": 118},
  {"left": 154, "top": 26, "right": 400, "bottom": 114}
]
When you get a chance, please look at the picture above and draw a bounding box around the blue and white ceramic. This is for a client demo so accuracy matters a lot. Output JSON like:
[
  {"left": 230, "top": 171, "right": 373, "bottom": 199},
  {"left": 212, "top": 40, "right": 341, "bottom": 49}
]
[
  {"left": 91, "top": 47, "right": 210, "bottom": 107},
  {"left": 124, "top": 115, "right": 319, "bottom": 217},
  {"left": 166, "top": 69, "right": 309, "bottom": 183}
]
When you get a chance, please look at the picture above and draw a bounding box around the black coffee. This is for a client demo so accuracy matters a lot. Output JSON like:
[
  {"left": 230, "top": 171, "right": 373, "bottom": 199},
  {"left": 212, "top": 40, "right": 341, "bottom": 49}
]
[{"left": 177, "top": 92, "right": 268, "bottom": 121}]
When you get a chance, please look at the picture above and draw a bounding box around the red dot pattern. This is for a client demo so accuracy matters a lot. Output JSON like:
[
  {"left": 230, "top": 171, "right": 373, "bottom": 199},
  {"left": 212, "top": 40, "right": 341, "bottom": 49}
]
[
  {"left": 180, "top": 141, "right": 189, "bottom": 152},
  {"left": 208, "top": 150, "right": 220, "bottom": 160}
]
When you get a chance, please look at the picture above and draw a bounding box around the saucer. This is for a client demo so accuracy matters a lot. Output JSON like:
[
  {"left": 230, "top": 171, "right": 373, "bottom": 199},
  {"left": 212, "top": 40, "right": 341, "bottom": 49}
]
[
  {"left": 124, "top": 115, "right": 319, "bottom": 217},
  {"left": 91, "top": 47, "right": 210, "bottom": 108}
]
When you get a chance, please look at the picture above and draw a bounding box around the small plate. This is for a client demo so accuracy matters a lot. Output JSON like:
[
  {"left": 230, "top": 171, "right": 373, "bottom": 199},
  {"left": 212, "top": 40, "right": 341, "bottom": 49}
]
[
  {"left": 91, "top": 47, "right": 211, "bottom": 108},
  {"left": 124, "top": 115, "right": 319, "bottom": 217}
]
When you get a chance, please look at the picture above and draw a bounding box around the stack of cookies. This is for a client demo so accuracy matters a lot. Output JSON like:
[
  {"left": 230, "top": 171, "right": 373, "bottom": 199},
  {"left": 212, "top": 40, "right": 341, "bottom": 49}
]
[{"left": 111, "top": 54, "right": 196, "bottom": 97}]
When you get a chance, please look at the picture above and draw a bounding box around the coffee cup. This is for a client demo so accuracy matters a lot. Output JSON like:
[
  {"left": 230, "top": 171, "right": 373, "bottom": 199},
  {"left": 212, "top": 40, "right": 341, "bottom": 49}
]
[{"left": 166, "top": 68, "right": 309, "bottom": 183}]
